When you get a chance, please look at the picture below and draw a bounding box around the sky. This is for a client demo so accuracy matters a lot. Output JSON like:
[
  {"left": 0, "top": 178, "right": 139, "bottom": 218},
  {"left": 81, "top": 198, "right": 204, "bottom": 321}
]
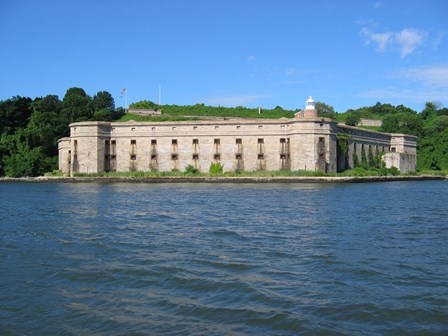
[{"left": 0, "top": 0, "right": 447, "bottom": 113}]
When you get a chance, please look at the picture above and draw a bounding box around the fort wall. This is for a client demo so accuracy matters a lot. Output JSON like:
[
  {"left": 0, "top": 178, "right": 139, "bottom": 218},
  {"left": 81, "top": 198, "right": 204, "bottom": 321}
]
[
  {"left": 58, "top": 98, "right": 417, "bottom": 175},
  {"left": 59, "top": 117, "right": 416, "bottom": 176},
  {"left": 62, "top": 118, "right": 337, "bottom": 174}
]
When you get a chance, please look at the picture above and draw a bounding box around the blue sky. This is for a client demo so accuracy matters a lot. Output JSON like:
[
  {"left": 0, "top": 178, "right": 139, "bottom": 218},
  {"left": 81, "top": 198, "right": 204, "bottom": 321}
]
[{"left": 1, "top": 0, "right": 447, "bottom": 112}]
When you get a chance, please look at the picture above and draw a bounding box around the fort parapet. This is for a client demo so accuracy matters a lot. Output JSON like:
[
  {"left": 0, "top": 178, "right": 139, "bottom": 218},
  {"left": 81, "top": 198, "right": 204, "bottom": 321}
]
[{"left": 127, "top": 108, "right": 162, "bottom": 116}]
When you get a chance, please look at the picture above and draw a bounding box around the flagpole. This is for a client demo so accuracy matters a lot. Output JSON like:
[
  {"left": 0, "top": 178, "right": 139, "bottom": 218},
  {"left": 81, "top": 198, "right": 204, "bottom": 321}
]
[
  {"left": 125, "top": 89, "right": 128, "bottom": 112},
  {"left": 121, "top": 87, "right": 128, "bottom": 112},
  {"left": 158, "top": 85, "right": 161, "bottom": 106}
]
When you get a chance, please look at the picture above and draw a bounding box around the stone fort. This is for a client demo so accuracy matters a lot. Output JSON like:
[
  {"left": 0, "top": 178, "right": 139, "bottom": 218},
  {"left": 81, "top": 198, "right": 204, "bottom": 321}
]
[{"left": 58, "top": 97, "right": 417, "bottom": 175}]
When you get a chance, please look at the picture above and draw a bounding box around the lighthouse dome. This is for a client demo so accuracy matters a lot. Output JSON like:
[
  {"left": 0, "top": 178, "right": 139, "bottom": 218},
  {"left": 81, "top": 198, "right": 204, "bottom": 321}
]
[{"left": 305, "top": 96, "right": 315, "bottom": 110}]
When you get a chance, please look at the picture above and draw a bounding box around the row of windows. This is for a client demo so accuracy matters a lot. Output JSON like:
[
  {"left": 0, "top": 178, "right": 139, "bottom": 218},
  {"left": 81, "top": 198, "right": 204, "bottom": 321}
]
[
  {"left": 106, "top": 138, "right": 290, "bottom": 146},
  {"left": 353, "top": 143, "right": 387, "bottom": 152},
  {"left": 106, "top": 153, "right": 291, "bottom": 161},
  {"left": 111, "top": 125, "right": 290, "bottom": 132},
  {"left": 107, "top": 139, "right": 383, "bottom": 149}
]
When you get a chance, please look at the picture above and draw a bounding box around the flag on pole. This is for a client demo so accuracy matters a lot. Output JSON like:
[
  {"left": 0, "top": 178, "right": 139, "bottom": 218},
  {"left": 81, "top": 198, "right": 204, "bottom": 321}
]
[{"left": 120, "top": 88, "right": 127, "bottom": 97}]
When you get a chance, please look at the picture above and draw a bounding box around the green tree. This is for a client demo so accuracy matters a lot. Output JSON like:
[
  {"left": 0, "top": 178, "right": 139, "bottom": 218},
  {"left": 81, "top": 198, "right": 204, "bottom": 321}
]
[
  {"left": 4, "top": 145, "right": 45, "bottom": 177},
  {"left": 437, "top": 107, "right": 448, "bottom": 116},
  {"left": 380, "top": 114, "right": 400, "bottom": 133},
  {"left": 371, "top": 102, "right": 396, "bottom": 115},
  {"left": 0, "top": 129, "right": 46, "bottom": 177},
  {"left": 421, "top": 101, "right": 438, "bottom": 120},
  {"left": 0, "top": 133, "right": 15, "bottom": 175},
  {"left": 92, "top": 91, "right": 115, "bottom": 113},
  {"left": 30, "top": 94, "right": 68, "bottom": 139},
  {"left": 418, "top": 115, "right": 448, "bottom": 170},
  {"left": 112, "top": 107, "right": 126, "bottom": 120},
  {"left": 368, "top": 146, "right": 375, "bottom": 168},
  {"left": 353, "top": 151, "right": 359, "bottom": 168},
  {"left": 361, "top": 146, "right": 368, "bottom": 169},
  {"left": 345, "top": 114, "right": 360, "bottom": 126},
  {"left": 31, "top": 95, "right": 62, "bottom": 115},
  {"left": 25, "top": 111, "right": 61, "bottom": 157},
  {"left": 316, "top": 101, "right": 337, "bottom": 119},
  {"left": 424, "top": 115, "right": 448, "bottom": 135},
  {"left": 93, "top": 108, "right": 113, "bottom": 121},
  {"left": 0, "top": 94, "right": 68, "bottom": 176},
  {"left": 130, "top": 100, "right": 158, "bottom": 110},
  {"left": 399, "top": 113, "right": 423, "bottom": 136},
  {"left": 91, "top": 91, "right": 116, "bottom": 121},
  {"left": 60, "top": 87, "right": 93, "bottom": 124},
  {"left": 336, "top": 133, "right": 351, "bottom": 171},
  {"left": 396, "top": 104, "right": 417, "bottom": 115},
  {"left": 0, "top": 96, "right": 33, "bottom": 134}
]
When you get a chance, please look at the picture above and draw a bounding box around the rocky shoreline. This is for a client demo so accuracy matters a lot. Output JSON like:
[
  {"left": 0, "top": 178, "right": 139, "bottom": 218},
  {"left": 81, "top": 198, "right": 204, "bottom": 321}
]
[{"left": 0, "top": 175, "right": 446, "bottom": 183}]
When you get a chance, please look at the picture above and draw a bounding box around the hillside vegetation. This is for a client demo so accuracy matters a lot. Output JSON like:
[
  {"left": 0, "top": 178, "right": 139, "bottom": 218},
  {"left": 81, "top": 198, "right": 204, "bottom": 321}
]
[
  {"left": 1, "top": 87, "right": 447, "bottom": 177},
  {"left": 129, "top": 100, "right": 295, "bottom": 119}
]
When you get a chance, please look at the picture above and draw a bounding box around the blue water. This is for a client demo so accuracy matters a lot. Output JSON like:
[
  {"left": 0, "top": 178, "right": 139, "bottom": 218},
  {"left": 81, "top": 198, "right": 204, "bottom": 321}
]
[{"left": 1, "top": 181, "right": 447, "bottom": 335}]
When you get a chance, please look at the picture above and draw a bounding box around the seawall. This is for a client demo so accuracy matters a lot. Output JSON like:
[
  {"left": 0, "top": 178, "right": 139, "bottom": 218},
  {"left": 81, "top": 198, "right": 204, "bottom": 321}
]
[{"left": 0, "top": 175, "right": 446, "bottom": 184}]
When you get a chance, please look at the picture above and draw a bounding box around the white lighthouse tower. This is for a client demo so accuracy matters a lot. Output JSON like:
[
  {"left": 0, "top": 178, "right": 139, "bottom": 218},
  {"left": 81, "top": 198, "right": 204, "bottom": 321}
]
[
  {"left": 295, "top": 96, "right": 318, "bottom": 119},
  {"left": 305, "top": 96, "right": 315, "bottom": 110}
]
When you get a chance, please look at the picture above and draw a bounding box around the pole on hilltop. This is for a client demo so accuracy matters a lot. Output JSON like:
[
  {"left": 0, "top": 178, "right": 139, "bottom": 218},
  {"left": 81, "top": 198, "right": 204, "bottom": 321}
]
[
  {"left": 158, "top": 85, "right": 162, "bottom": 106},
  {"left": 121, "top": 88, "right": 128, "bottom": 112}
]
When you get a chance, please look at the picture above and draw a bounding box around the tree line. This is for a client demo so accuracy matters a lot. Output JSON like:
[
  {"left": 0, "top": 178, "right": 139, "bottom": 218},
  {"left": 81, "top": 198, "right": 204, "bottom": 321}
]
[
  {"left": 1, "top": 87, "right": 447, "bottom": 177},
  {"left": 340, "top": 102, "right": 448, "bottom": 170},
  {"left": 0, "top": 88, "right": 124, "bottom": 177}
]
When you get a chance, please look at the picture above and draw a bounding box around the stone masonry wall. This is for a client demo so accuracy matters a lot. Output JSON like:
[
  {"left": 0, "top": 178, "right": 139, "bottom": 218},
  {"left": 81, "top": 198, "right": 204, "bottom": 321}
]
[
  {"left": 60, "top": 117, "right": 417, "bottom": 175},
  {"left": 57, "top": 138, "right": 71, "bottom": 174}
]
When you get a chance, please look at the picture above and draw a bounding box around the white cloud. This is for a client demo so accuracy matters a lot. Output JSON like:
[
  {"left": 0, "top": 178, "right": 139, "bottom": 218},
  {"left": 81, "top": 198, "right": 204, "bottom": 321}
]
[
  {"left": 393, "top": 66, "right": 448, "bottom": 87},
  {"left": 396, "top": 29, "right": 426, "bottom": 57},
  {"left": 280, "top": 80, "right": 305, "bottom": 85},
  {"left": 360, "top": 28, "right": 393, "bottom": 52},
  {"left": 358, "top": 66, "right": 448, "bottom": 107},
  {"left": 201, "top": 94, "right": 271, "bottom": 107},
  {"left": 432, "top": 31, "right": 445, "bottom": 50},
  {"left": 360, "top": 27, "right": 426, "bottom": 57},
  {"left": 270, "top": 66, "right": 320, "bottom": 78},
  {"left": 373, "top": 1, "right": 384, "bottom": 9},
  {"left": 358, "top": 88, "right": 448, "bottom": 102},
  {"left": 356, "top": 18, "right": 379, "bottom": 27},
  {"left": 285, "top": 68, "right": 298, "bottom": 76},
  {"left": 246, "top": 55, "right": 256, "bottom": 63}
]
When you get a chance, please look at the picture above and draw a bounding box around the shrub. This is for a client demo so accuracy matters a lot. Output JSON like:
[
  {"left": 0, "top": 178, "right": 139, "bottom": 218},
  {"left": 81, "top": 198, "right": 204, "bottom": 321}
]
[
  {"left": 209, "top": 162, "right": 223, "bottom": 175},
  {"left": 353, "top": 152, "right": 359, "bottom": 168},
  {"left": 185, "top": 164, "right": 198, "bottom": 175},
  {"left": 387, "top": 166, "right": 400, "bottom": 176},
  {"left": 361, "top": 146, "right": 368, "bottom": 169},
  {"left": 44, "top": 169, "right": 64, "bottom": 177},
  {"left": 368, "top": 146, "right": 375, "bottom": 167}
]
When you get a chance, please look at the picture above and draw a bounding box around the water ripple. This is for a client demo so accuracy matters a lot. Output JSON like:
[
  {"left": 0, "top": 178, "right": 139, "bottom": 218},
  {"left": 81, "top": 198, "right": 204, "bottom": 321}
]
[{"left": 1, "top": 181, "right": 447, "bottom": 335}]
